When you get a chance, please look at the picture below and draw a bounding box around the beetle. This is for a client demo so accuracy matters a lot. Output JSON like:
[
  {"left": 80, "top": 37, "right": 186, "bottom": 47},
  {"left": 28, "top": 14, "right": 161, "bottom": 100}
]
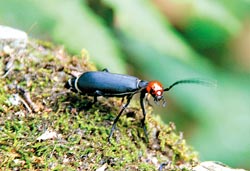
[{"left": 65, "top": 69, "right": 211, "bottom": 142}]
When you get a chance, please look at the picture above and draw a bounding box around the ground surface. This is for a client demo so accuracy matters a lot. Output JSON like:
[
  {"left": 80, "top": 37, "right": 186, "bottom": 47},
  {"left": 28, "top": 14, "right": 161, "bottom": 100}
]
[{"left": 0, "top": 39, "right": 198, "bottom": 170}]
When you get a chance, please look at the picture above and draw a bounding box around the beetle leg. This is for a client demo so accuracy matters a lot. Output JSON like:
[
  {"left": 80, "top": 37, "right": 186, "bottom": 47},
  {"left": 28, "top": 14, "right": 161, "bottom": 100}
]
[
  {"left": 93, "top": 90, "right": 104, "bottom": 103},
  {"left": 108, "top": 94, "right": 133, "bottom": 143},
  {"left": 140, "top": 92, "right": 149, "bottom": 142},
  {"left": 102, "top": 68, "right": 109, "bottom": 72}
]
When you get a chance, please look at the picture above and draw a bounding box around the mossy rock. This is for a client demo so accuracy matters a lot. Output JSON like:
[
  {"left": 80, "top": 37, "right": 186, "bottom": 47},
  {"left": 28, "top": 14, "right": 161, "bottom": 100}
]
[{"left": 0, "top": 38, "right": 198, "bottom": 170}]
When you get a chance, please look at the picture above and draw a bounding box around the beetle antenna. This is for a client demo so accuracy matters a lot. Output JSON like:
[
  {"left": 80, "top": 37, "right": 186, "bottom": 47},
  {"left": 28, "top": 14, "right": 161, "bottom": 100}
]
[{"left": 164, "top": 79, "right": 216, "bottom": 92}]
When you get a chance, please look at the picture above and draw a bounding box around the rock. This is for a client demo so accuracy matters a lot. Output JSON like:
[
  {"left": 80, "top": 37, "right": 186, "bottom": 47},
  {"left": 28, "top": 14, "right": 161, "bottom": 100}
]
[
  {"left": 0, "top": 25, "right": 28, "bottom": 53},
  {"left": 193, "top": 161, "right": 247, "bottom": 171}
]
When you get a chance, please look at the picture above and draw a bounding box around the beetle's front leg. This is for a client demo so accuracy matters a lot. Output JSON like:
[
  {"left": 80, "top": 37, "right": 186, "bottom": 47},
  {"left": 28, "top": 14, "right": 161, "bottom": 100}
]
[{"left": 140, "top": 92, "right": 149, "bottom": 142}]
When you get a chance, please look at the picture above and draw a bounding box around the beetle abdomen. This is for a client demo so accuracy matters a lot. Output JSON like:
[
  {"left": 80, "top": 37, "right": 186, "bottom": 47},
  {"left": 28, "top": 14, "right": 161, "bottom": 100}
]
[{"left": 75, "top": 71, "right": 141, "bottom": 96}]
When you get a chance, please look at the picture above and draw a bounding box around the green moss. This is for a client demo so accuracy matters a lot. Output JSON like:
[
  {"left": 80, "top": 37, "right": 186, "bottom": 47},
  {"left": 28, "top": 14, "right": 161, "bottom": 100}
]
[{"left": 0, "top": 39, "right": 198, "bottom": 170}]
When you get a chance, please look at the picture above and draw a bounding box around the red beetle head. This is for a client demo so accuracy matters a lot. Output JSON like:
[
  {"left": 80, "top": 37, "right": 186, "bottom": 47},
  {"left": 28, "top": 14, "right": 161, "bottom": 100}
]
[{"left": 146, "top": 81, "right": 165, "bottom": 105}]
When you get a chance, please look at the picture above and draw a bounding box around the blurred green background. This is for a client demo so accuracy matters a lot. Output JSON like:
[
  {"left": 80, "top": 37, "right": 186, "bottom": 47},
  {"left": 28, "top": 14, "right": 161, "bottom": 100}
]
[{"left": 1, "top": 0, "right": 249, "bottom": 169}]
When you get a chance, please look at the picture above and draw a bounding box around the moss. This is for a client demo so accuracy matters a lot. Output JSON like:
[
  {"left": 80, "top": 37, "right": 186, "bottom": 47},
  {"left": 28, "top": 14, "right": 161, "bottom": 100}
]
[{"left": 0, "top": 39, "right": 198, "bottom": 170}]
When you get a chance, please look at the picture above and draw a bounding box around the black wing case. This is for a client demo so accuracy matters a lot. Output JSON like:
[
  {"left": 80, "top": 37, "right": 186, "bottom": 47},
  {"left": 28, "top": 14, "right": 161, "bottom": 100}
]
[{"left": 76, "top": 71, "right": 142, "bottom": 97}]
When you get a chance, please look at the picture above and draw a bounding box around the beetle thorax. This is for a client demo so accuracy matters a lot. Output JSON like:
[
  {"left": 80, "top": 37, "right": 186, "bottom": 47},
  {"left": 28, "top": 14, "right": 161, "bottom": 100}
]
[{"left": 146, "top": 81, "right": 163, "bottom": 99}]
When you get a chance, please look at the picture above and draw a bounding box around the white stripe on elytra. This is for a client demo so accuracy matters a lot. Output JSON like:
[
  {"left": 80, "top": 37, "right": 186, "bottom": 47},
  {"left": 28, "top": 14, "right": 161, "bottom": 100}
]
[
  {"left": 74, "top": 76, "right": 82, "bottom": 93},
  {"left": 68, "top": 79, "right": 72, "bottom": 87}
]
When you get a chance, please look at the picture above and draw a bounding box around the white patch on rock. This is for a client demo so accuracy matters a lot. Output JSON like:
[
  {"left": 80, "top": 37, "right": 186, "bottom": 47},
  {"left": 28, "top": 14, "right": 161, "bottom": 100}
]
[
  {"left": 37, "top": 130, "right": 58, "bottom": 141},
  {"left": 0, "top": 25, "right": 28, "bottom": 52}
]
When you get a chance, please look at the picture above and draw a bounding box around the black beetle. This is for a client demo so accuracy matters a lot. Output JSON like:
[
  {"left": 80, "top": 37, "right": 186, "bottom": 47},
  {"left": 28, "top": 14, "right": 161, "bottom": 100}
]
[{"left": 65, "top": 69, "right": 211, "bottom": 142}]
